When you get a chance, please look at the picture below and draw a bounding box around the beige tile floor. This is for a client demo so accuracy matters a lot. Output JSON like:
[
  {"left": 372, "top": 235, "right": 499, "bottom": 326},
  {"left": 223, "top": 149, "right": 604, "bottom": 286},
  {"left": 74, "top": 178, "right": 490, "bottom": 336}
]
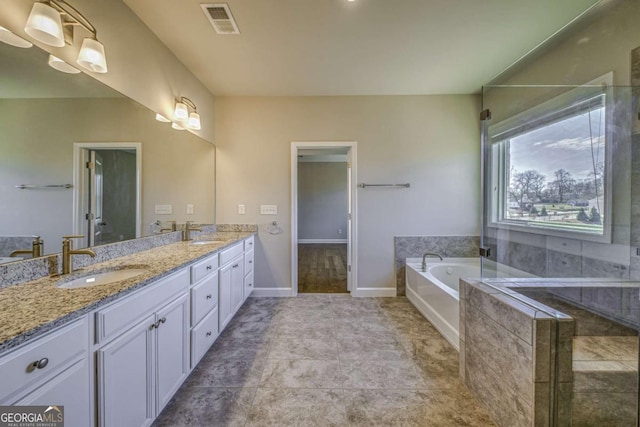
[{"left": 153, "top": 295, "right": 495, "bottom": 427}]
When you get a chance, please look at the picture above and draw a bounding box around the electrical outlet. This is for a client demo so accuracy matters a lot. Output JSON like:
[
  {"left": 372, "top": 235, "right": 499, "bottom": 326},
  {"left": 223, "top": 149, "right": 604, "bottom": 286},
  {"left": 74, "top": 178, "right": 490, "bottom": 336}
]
[
  {"left": 238, "top": 204, "right": 246, "bottom": 215},
  {"left": 187, "top": 204, "right": 194, "bottom": 215},
  {"left": 260, "top": 205, "right": 277, "bottom": 215},
  {"left": 337, "top": 228, "right": 343, "bottom": 235},
  {"left": 155, "top": 204, "right": 172, "bottom": 214}
]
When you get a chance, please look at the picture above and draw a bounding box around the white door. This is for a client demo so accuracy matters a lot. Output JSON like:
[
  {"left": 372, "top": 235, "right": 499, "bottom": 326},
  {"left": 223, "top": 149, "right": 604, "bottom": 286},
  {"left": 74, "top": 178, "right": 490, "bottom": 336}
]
[
  {"left": 155, "top": 294, "right": 189, "bottom": 413},
  {"left": 218, "top": 263, "right": 233, "bottom": 331},
  {"left": 88, "top": 150, "right": 104, "bottom": 247},
  {"left": 98, "top": 315, "right": 155, "bottom": 427},
  {"left": 230, "top": 256, "right": 244, "bottom": 313}
]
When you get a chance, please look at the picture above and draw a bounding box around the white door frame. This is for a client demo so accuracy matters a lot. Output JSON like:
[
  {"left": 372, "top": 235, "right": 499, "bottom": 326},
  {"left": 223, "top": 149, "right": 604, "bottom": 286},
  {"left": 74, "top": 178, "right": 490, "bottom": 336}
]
[
  {"left": 72, "top": 142, "right": 142, "bottom": 245},
  {"left": 291, "top": 141, "right": 358, "bottom": 297}
]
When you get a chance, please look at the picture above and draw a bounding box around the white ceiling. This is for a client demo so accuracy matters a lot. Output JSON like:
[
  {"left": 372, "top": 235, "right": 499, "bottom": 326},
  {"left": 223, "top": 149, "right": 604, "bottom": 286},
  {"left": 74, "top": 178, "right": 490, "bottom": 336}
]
[{"left": 123, "top": 0, "right": 600, "bottom": 96}]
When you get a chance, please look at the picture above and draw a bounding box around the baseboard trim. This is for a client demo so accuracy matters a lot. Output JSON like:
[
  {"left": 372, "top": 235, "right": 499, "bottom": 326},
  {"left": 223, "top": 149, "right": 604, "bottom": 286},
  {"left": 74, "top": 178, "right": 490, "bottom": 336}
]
[
  {"left": 355, "top": 287, "right": 397, "bottom": 297},
  {"left": 251, "top": 287, "right": 294, "bottom": 297},
  {"left": 298, "top": 239, "right": 348, "bottom": 244}
]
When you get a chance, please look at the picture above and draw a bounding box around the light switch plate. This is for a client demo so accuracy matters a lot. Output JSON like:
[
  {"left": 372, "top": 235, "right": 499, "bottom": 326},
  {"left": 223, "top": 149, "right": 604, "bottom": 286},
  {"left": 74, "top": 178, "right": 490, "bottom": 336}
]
[
  {"left": 260, "top": 205, "right": 277, "bottom": 215},
  {"left": 155, "top": 204, "right": 172, "bottom": 214},
  {"left": 187, "top": 204, "right": 194, "bottom": 215},
  {"left": 238, "top": 204, "right": 246, "bottom": 215}
]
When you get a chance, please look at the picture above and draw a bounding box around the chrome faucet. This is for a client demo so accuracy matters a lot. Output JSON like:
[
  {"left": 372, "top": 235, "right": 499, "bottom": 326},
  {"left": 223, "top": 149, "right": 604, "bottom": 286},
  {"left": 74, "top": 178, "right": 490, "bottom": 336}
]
[
  {"left": 183, "top": 221, "right": 202, "bottom": 241},
  {"left": 421, "top": 252, "right": 443, "bottom": 272},
  {"left": 62, "top": 235, "right": 96, "bottom": 274},
  {"left": 10, "top": 236, "right": 43, "bottom": 258}
]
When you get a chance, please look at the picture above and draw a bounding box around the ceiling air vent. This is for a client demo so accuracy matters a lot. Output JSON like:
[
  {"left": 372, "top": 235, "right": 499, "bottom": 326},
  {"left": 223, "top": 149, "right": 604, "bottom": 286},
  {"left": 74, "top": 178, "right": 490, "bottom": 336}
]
[{"left": 201, "top": 3, "right": 240, "bottom": 35}]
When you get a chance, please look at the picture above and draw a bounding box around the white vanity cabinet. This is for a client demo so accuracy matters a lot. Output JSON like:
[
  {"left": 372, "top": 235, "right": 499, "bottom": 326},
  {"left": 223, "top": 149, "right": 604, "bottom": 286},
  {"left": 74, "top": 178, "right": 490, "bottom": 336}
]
[
  {"left": 0, "top": 317, "right": 91, "bottom": 427},
  {"left": 218, "top": 242, "right": 245, "bottom": 332},
  {"left": 96, "top": 269, "right": 190, "bottom": 427},
  {"left": 189, "top": 254, "right": 219, "bottom": 368},
  {"left": 244, "top": 236, "right": 254, "bottom": 301}
]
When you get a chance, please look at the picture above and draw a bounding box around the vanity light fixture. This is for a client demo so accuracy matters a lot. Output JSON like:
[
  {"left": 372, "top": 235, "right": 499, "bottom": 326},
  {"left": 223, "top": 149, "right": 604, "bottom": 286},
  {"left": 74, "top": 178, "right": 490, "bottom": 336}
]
[
  {"left": 172, "top": 97, "right": 201, "bottom": 130},
  {"left": 0, "top": 26, "right": 33, "bottom": 48},
  {"left": 24, "top": 0, "right": 108, "bottom": 73},
  {"left": 48, "top": 54, "right": 80, "bottom": 73}
]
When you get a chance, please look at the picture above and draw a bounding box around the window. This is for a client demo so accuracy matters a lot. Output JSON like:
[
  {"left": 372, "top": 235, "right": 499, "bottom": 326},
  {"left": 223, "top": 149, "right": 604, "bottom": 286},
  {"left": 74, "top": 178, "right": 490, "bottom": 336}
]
[{"left": 487, "top": 81, "right": 611, "bottom": 241}]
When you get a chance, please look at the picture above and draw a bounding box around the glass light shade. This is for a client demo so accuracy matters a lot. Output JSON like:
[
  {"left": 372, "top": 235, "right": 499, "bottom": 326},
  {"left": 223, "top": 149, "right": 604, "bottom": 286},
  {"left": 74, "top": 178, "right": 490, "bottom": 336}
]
[
  {"left": 0, "top": 26, "right": 33, "bottom": 48},
  {"left": 173, "top": 102, "right": 188, "bottom": 121},
  {"left": 48, "top": 54, "right": 80, "bottom": 74},
  {"left": 187, "top": 112, "right": 201, "bottom": 130},
  {"left": 24, "top": 2, "right": 65, "bottom": 47},
  {"left": 155, "top": 113, "right": 171, "bottom": 122},
  {"left": 77, "top": 38, "right": 108, "bottom": 73},
  {"left": 171, "top": 122, "right": 185, "bottom": 130}
]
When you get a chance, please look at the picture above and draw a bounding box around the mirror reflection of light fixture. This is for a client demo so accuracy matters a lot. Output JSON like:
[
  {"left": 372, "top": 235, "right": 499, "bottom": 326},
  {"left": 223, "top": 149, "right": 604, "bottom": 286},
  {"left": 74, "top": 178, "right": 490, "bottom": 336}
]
[
  {"left": 171, "top": 97, "right": 201, "bottom": 130},
  {"left": 155, "top": 113, "right": 171, "bottom": 122},
  {"left": 48, "top": 54, "right": 80, "bottom": 73},
  {"left": 23, "top": 0, "right": 108, "bottom": 73},
  {"left": 171, "top": 122, "right": 185, "bottom": 131},
  {"left": 0, "top": 26, "right": 33, "bottom": 48}
]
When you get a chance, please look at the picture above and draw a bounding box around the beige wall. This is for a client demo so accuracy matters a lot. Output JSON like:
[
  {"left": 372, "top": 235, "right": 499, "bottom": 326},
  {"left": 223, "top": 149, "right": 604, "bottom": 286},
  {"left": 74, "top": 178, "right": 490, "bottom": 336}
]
[
  {"left": 0, "top": 0, "right": 215, "bottom": 143},
  {"left": 215, "top": 95, "right": 480, "bottom": 291},
  {"left": 0, "top": 98, "right": 215, "bottom": 253}
]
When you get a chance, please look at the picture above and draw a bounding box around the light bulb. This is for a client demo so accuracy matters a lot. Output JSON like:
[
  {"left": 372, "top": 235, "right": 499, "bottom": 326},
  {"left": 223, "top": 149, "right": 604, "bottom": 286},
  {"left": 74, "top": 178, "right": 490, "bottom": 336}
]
[
  {"left": 0, "top": 26, "right": 33, "bottom": 48},
  {"left": 24, "top": 2, "right": 65, "bottom": 47},
  {"left": 187, "top": 112, "right": 201, "bottom": 130},
  {"left": 48, "top": 55, "right": 80, "bottom": 74},
  {"left": 173, "top": 102, "right": 188, "bottom": 121},
  {"left": 77, "top": 37, "right": 108, "bottom": 73}
]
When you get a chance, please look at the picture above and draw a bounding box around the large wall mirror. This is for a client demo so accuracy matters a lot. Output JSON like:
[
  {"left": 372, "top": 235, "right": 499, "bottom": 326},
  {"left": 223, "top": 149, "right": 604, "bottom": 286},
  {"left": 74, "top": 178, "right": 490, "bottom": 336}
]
[{"left": 0, "top": 41, "right": 215, "bottom": 262}]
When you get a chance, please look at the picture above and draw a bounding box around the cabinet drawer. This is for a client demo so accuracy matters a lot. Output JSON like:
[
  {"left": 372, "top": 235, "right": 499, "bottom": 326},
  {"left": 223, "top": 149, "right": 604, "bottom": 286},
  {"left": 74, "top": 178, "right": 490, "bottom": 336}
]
[
  {"left": 191, "top": 272, "right": 218, "bottom": 326},
  {"left": 0, "top": 317, "right": 88, "bottom": 402},
  {"left": 96, "top": 269, "right": 189, "bottom": 343},
  {"left": 220, "top": 243, "right": 243, "bottom": 266},
  {"left": 244, "top": 271, "right": 254, "bottom": 300},
  {"left": 244, "top": 250, "right": 254, "bottom": 275},
  {"left": 191, "top": 308, "right": 219, "bottom": 368},
  {"left": 244, "top": 236, "right": 254, "bottom": 251},
  {"left": 191, "top": 254, "right": 219, "bottom": 284}
]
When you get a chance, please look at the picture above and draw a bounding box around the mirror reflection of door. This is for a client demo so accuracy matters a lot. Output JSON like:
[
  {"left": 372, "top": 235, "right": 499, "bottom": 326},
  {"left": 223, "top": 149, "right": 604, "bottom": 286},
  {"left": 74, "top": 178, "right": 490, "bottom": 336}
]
[{"left": 86, "top": 149, "right": 137, "bottom": 247}]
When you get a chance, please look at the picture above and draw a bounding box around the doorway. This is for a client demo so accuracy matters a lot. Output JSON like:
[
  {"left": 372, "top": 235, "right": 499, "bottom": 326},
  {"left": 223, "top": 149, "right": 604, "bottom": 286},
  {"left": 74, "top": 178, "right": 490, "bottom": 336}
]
[
  {"left": 73, "top": 142, "right": 141, "bottom": 249},
  {"left": 291, "top": 141, "right": 357, "bottom": 296}
]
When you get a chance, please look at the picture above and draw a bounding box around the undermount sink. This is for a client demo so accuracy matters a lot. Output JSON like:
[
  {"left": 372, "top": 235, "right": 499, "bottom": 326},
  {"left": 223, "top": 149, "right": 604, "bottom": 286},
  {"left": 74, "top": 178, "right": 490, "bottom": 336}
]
[
  {"left": 56, "top": 266, "right": 149, "bottom": 289},
  {"left": 191, "top": 240, "right": 225, "bottom": 245}
]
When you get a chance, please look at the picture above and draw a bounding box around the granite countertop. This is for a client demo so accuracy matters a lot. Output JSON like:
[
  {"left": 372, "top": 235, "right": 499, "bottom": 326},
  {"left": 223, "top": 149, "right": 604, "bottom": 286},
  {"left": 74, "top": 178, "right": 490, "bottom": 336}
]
[{"left": 0, "top": 231, "right": 254, "bottom": 353}]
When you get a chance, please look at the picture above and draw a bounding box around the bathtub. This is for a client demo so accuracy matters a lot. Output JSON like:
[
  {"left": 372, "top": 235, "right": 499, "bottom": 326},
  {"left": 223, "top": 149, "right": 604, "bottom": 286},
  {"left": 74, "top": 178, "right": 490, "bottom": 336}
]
[
  {"left": 405, "top": 258, "right": 480, "bottom": 350},
  {"left": 405, "top": 257, "right": 534, "bottom": 351}
]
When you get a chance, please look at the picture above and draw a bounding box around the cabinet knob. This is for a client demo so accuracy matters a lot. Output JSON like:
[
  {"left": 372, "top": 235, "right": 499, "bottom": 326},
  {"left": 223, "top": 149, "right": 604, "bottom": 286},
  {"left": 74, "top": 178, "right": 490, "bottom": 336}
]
[
  {"left": 206, "top": 294, "right": 212, "bottom": 299},
  {"left": 29, "top": 357, "right": 49, "bottom": 372},
  {"left": 249, "top": 260, "right": 253, "bottom": 264},
  {"left": 232, "top": 263, "right": 239, "bottom": 268},
  {"left": 150, "top": 323, "right": 157, "bottom": 330},
  {"left": 249, "top": 283, "right": 252, "bottom": 287},
  {"left": 206, "top": 265, "right": 212, "bottom": 270},
  {"left": 160, "top": 317, "right": 167, "bottom": 324},
  {"left": 206, "top": 331, "right": 212, "bottom": 337}
]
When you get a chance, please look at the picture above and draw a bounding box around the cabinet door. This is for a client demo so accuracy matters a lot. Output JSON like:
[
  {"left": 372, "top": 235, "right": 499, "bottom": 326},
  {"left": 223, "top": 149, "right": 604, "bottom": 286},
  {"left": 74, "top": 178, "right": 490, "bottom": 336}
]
[
  {"left": 98, "top": 314, "right": 155, "bottom": 427},
  {"left": 16, "top": 358, "right": 91, "bottom": 427},
  {"left": 230, "top": 256, "right": 244, "bottom": 314},
  {"left": 156, "top": 294, "right": 190, "bottom": 413},
  {"left": 218, "top": 263, "right": 233, "bottom": 332}
]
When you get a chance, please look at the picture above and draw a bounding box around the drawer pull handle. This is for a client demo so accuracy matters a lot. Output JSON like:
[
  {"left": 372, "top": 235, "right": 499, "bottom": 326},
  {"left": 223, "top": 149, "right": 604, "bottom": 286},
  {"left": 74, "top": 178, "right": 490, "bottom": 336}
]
[
  {"left": 160, "top": 317, "right": 167, "bottom": 324},
  {"left": 150, "top": 323, "right": 157, "bottom": 330},
  {"left": 249, "top": 283, "right": 252, "bottom": 287},
  {"left": 206, "top": 265, "right": 212, "bottom": 270},
  {"left": 29, "top": 358, "right": 49, "bottom": 372},
  {"left": 232, "top": 264, "right": 239, "bottom": 268},
  {"left": 206, "top": 294, "right": 213, "bottom": 299},
  {"left": 249, "top": 260, "right": 253, "bottom": 264},
  {"left": 206, "top": 331, "right": 212, "bottom": 337}
]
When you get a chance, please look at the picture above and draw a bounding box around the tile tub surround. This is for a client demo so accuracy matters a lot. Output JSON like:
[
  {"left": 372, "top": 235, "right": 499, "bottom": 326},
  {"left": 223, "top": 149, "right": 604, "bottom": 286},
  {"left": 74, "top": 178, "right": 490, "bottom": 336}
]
[
  {"left": 0, "top": 231, "right": 255, "bottom": 353},
  {"left": 153, "top": 295, "right": 496, "bottom": 427},
  {"left": 459, "top": 279, "right": 573, "bottom": 427},
  {"left": 394, "top": 236, "right": 479, "bottom": 296}
]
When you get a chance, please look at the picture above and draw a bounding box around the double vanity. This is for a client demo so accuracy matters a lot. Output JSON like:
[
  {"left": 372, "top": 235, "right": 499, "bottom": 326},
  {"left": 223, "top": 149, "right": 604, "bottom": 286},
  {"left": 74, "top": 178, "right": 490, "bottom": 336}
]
[{"left": 0, "top": 231, "right": 255, "bottom": 427}]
